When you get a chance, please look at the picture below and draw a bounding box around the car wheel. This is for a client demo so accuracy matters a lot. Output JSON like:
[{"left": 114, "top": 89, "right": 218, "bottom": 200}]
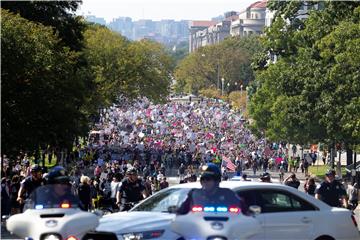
[{"left": 315, "top": 235, "right": 335, "bottom": 240}]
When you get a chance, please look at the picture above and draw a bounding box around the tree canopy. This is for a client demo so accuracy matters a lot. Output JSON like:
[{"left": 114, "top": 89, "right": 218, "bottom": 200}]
[
  {"left": 1, "top": 8, "right": 172, "bottom": 159},
  {"left": 1, "top": 9, "right": 88, "bottom": 156},
  {"left": 174, "top": 35, "right": 264, "bottom": 94},
  {"left": 249, "top": 1, "right": 360, "bottom": 148}
]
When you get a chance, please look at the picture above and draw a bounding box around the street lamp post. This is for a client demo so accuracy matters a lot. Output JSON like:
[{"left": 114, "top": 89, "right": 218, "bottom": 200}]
[
  {"left": 221, "top": 78, "right": 225, "bottom": 96},
  {"left": 217, "top": 60, "right": 220, "bottom": 91}
]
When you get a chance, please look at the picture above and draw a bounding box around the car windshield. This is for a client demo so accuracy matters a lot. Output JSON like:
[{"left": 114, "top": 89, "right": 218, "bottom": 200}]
[
  {"left": 24, "top": 184, "right": 79, "bottom": 210},
  {"left": 131, "top": 188, "right": 190, "bottom": 212}
]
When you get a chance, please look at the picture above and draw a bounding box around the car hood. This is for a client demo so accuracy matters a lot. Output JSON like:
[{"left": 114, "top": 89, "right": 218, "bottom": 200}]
[{"left": 97, "top": 211, "right": 175, "bottom": 234}]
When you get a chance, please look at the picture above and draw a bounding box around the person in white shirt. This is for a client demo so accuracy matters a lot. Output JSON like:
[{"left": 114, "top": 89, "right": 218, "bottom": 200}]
[{"left": 110, "top": 176, "right": 121, "bottom": 209}]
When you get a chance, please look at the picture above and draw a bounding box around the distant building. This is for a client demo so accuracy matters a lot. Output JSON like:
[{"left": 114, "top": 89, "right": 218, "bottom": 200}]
[
  {"left": 108, "top": 17, "right": 133, "bottom": 39},
  {"left": 189, "top": 20, "right": 217, "bottom": 52},
  {"left": 189, "top": 1, "right": 267, "bottom": 52},
  {"left": 85, "top": 15, "right": 106, "bottom": 25},
  {"left": 230, "top": 0, "right": 266, "bottom": 37},
  {"left": 107, "top": 17, "right": 189, "bottom": 46},
  {"left": 265, "top": 2, "right": 321, "bottom": 27}
]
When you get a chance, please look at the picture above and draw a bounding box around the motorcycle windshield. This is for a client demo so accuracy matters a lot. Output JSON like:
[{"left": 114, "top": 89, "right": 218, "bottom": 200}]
[{"left": 24, "top": 184, "right": 80, "bottom": 210}]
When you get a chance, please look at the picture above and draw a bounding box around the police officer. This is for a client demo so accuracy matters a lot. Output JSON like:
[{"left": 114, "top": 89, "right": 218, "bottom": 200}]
[
  {"left": 177, "top": 163, "right": 247, "bottom": 215},
  {"left": 259, "top": 172, "right": 272, "bottom": 183},
  {"left": 116, "top": 168, "right": 147, "bottom": 211},
  {"left": 17, "top": 164, "right": 43, "bottom": 210},
  {"left": 24, "top": 166, "right": 79, "bottom": 211},
  {"left": 315, "top": 169, "right": 348, "bottom": 208},
  {"left": 284, "top": 173, "right": 300, "bottom": 189},
  {"left": 45, "top": 166, "right": 72, "bottom": 185}
]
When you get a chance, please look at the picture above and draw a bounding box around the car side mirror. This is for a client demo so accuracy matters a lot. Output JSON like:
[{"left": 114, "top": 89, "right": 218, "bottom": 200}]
[
  {"left": 92, "top": 210, "right": 104, "bottom": 217},
  {"left": 1, "top": 215, "right": 10, "bottom": 222},
  {"left": 168, "top": 205, "right": 178, "bottom": 213},
  {"left": 249, "top": 205, "right": 261, "bottom": 215}
]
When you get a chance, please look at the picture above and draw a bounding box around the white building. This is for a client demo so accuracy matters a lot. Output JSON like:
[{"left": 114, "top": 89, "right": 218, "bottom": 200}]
[{"left": 231, "top": 1, "right": 267, "bottom": 37}]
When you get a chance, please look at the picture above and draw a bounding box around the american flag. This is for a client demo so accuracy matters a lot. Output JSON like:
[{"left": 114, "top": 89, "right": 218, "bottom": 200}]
[{"left": 222, "top": 155, "right": 236, "bottom": 172}]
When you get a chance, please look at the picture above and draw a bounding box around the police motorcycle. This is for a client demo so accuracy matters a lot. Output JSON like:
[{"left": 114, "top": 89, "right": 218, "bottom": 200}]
[
  {"left": 6, "top": 167, "right": 100, "bottom": 240},
  {"left": 171, "top": 163, "right": 262, "bottom": 240}
]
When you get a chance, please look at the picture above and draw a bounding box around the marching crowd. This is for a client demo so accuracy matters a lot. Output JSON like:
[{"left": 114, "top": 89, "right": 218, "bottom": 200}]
[{"left": 1, "top": 97, "right": 357, "bottom": 218}]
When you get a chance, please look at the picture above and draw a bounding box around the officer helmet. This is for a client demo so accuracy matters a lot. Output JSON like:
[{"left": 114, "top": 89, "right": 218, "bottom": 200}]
[
  {"left": 200, "top": 163, "right": 221, "bottom": 182},
  {"left": 325, "top": 169, "right": 336, "bottom": 177},
  {"left": 46, "top": 166, "right": 70, "bottom": 184},
  {"left": 126, "top": 168, "right": 138, "bottom": 175},
  {"left": 31, "top": 164, "right": 42, "bottom": 173},
  {"left": 260, "top": 172, "right": 271, "bottom": 181}
]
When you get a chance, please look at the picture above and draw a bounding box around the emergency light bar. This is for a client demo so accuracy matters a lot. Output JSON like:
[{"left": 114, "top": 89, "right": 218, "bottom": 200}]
[{"left": 192, "top": 205, "right": 240, "bottom": 213}]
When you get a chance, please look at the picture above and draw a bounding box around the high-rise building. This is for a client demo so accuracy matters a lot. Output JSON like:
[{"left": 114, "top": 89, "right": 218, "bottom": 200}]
[
  {"left": 108, "top": 17, "right": 133, "bottom": 39},
  {"left": 85, "top": 15, "right": 106, "bottom": 25},
  {"left": 106, "top": 17, "right": 189, "bottom": 46}
]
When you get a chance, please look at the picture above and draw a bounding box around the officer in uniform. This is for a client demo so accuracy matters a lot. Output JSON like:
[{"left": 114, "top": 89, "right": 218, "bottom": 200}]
[
  {"left": 24, "top": 166, "right": 79, "bottom": 211},
  {"left": 177, "top": 163, "right": 247, "bottom": 215},
  {"left": 116, "top": 168, "right": 147, "bottom": 211},
  {"left": 17, "top": 164, "right": 43, "bottom": 211},
  {"left": 315, "top": 169, "right": 348, "bottom": 208}
]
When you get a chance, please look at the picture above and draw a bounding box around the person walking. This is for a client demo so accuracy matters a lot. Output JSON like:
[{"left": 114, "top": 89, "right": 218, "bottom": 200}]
[
  {"left": 10, "top": 175, "right": 21, "bottom": 214},
  {"left": 1, "top": 177, "right": 11, "bottom": 218},
  {"left": 78, "top": 176, "right": 92, "bottom": 211}
]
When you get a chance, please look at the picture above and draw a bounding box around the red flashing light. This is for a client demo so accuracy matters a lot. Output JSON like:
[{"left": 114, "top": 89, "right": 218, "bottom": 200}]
[
  {"left": 151, "top": 231, "right": 163, "bottom": 237},
  {"left": 229, "top": 206, "right": 240, "bottom": 213},
  {"left": 192, "top": 205, "right": 203, "bottom": 212}
]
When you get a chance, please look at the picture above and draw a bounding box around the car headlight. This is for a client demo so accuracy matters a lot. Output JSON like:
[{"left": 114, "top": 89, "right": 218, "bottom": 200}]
[
  {"left": 122, "top": 230, "right": 165, "bottom": 240},
  {"left": 41, "top": 233, "right": 62, "bottom": 240}
]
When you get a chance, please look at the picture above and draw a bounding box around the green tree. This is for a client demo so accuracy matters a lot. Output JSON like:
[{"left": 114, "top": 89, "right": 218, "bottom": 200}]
[
  {"left": 83, "top": 25, "right": 172, "bottom": 104},
  {"left": 1, "top": 0, "right": 85, "bottom": 51},
  {"left": 1, "top": 10, "right": 89, "bottom": 158},
  {"left": 249, "top": 2, "right": 360, "bottom": 152},
  {"left": 174, "top": 35, "right": 263, "bottom": 94}
]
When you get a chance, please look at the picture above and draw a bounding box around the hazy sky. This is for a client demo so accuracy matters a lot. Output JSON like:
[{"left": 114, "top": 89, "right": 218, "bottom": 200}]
[{"left": 77, "top": 0, "right": 256, "bottom": 22}]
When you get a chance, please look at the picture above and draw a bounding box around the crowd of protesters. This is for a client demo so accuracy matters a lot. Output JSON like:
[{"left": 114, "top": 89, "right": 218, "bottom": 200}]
[{"left": 1, "top": 97, "right": 329, "bottom": 217}]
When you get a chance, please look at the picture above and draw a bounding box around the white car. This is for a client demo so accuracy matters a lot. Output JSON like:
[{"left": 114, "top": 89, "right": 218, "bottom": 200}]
[{"left": 96, "top": 181, "right": 359, "bottom": 240}]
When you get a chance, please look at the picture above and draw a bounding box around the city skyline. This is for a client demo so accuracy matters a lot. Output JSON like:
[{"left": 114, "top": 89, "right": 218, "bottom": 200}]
[{"left": 77, "top": 0, "right": 256, "bottom": 22}]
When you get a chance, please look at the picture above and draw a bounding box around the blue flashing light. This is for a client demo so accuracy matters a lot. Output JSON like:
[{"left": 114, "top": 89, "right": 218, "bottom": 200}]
[
  {"left": 35, "top": 204, "right": 44, "bottom": 209},
  {"left": 204, "top": 206, "right": 215, "bottom": 212},
  {"left": 216, "top": 206, "right": 228, "bottom": 212}
]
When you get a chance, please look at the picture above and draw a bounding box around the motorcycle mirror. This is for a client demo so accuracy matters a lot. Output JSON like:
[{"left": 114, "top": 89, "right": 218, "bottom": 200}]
[
  {"left": 92, "top": 210, "right": 104, "bottom": 217},
  {"left": 249, "top": 205, "right": 261, "bottom": 215},
  {"left": 167, "top": 205, "right": 178, "bottom": 213}
]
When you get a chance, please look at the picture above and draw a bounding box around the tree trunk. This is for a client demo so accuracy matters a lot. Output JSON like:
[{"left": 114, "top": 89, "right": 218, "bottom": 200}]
[{"left": 346, "top": 148, "right": 353, "bottom": 166}]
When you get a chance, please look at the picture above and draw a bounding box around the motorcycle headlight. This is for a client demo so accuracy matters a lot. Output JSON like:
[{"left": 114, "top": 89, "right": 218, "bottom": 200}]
[
  {"left": 122, "top": 230, "right": 164, "bottom": 240},
  {"left": 41, "top": 233, "right": 62, "bottom": 240}
]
